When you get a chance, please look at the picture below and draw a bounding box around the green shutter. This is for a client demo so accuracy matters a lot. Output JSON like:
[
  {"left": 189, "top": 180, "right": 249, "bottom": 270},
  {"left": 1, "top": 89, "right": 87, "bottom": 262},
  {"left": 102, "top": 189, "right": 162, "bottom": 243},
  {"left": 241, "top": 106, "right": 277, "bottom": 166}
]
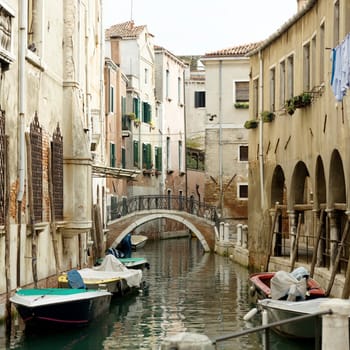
[
  {"left": 133, "top": 97, "right": 140, "bottom": 119},
  {"left": 133, "top": 141, "right": 139, "bottom": 167},
  {"left": 142, "top": 143, "right": 152, "bottom": 169}
]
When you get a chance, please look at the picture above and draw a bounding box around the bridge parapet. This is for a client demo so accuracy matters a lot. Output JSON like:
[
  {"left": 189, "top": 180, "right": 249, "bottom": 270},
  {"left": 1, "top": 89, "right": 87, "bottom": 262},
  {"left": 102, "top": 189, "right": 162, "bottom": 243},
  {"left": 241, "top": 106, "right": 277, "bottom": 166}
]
[{"left": 109, "top": 195, "right": 219, "bottom": 224}]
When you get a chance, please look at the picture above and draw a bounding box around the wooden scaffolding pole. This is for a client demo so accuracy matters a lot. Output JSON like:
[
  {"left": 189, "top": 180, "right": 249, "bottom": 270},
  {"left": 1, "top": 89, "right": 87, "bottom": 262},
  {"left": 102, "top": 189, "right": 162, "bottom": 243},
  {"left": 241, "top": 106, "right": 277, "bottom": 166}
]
[
  {"left": 310, "top": 209, "right": 325, "bottom": 278},
  {"left": 290, "top": 213, "right": 302, "bottom": 271},
  {"left": 264, "top": 204, "right": 280, "bottom": 271},
  {"left": 325, "top": 218, "right": 350, "bottom": 296}
]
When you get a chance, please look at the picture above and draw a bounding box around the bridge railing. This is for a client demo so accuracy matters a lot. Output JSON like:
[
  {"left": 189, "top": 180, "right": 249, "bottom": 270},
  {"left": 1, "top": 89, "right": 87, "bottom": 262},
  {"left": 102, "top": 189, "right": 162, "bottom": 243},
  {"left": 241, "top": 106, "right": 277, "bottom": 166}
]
[{"left": 109, "top": 195, "right": 219, "bottom": 223}]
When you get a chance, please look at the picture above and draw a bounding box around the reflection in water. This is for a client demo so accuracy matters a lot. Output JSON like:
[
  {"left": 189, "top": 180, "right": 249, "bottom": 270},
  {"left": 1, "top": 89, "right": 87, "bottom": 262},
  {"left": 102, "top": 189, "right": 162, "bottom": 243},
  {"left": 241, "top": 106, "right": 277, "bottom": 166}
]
[{"left": 7, "top": 237, "right": 313, "bottom": 349}]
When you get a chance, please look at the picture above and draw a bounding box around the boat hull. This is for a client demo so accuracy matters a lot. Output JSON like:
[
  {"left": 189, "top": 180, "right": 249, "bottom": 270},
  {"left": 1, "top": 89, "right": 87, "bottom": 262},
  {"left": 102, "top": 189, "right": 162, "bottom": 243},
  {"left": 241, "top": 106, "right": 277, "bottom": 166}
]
[
  {"left": 249, "top": 271, "right": 325, "bottom": 302},
  {"left": 258, "top": 299, "right": 325, "bottom": 339},
  {"left": 10, "top": 289, "right": 112, "bottom": 328}
]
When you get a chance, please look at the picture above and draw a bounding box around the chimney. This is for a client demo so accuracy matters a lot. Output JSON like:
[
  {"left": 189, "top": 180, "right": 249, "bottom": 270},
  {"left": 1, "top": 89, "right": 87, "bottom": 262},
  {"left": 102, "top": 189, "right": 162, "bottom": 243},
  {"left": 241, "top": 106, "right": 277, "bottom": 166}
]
[
  {"left": 110, "top": 35, "right": 122, "bottom": 66},
  {"left": 297, "top": 0, "right": 308, "bottom": 11}
]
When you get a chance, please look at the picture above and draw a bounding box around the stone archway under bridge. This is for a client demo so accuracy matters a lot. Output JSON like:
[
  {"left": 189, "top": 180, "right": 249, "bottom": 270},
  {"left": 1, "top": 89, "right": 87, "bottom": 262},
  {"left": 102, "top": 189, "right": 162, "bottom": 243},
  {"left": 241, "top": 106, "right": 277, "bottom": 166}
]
[{"left": 106, "top": 210, "right": 218, "bottom": 252}]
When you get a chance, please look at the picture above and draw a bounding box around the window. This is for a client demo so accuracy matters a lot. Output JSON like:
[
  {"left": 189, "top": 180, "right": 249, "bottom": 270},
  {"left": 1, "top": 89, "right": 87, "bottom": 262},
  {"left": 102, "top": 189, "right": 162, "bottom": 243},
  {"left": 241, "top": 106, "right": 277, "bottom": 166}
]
[
  {"left": 166, "top": 69, "right": 170, "bottom": 99},
  {"left": 319, "top": 22, "right": 325, "bottom": 84},
  {"left": 155, "top": 146, "right": 162, "bottom": 171},
  {"left": 121, "top": 96, "right": 126, "bottom": 116},
  {"left": 286, "top": 55, "right": 294, "bottom": 100},
  {"left": 30, "top": 113, "right": 43, "bottom": 222},
  {"left": 133, "top": 97, "right": 140, "bottom": 119},
  {"left": 239, "top": 145, "right": 248, "bottom": 162},
  {"left": 303, "top": 42, "right": 310, "bottom": 92},
  {"left": 194, "top": 91, "right": 205, "bottom": 108},
  {"left": 51, "top": 123, "right": 64, "bottom": 221},
  {"left": 166, "top": 137, "right": 171, "bottom": 170},
  {"left": 235, "top": 81, "right": 249, "bottom": 102},
  {"left": 133, "top": 140, "right": 139, "bottom": 167},
  {"left": 178, "top": 141, "right": 183, "bottom": 171},
  {"left": 109, "top": 86, "right": 115, "bottom": 113},
  {"left": 144, "top": 68, "right": 148, "bottom": 84},
  {"left": 238, "top": 183, "right": 248, "bottom": 199},
  {"left": 27, "top": 0, "right": 42, "bottom": 55},
  {"left": 178, "top": 77, "right": 182, "bottom": 104},
  {"left": 311, "top": 36, "right": 316, "bottom": 89},
  {"left": 269, "top": 68, "right": 276, "bottom": 111},
  {"left": 122, "top": 148, "right": 126, "bottom": 168},
  {"left": 253, "top": 78, "right": 259, "bottom": 118},
  {"left": 110, "top": 143, "right": 116, "bottom": 167},
  {"left": 142, "top": 102, "right": 151, "bottom": 123},
  {"left": 279, "top": 60, "right": 285, "bottom": 107}
]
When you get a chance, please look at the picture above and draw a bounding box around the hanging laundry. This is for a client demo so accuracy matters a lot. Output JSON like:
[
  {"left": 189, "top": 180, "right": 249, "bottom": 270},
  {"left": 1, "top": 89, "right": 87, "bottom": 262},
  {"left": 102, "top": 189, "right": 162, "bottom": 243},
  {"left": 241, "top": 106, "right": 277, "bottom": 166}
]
[{"left": 330, "top": 33, "right": 350, "bottom": 101}]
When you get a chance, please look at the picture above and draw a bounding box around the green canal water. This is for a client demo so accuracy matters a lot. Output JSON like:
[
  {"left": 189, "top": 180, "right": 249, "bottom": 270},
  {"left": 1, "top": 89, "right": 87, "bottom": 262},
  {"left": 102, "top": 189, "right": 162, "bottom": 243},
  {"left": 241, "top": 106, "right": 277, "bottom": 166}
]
[{"left": 6, "top": 237, "right": 315, "bottom": 349}]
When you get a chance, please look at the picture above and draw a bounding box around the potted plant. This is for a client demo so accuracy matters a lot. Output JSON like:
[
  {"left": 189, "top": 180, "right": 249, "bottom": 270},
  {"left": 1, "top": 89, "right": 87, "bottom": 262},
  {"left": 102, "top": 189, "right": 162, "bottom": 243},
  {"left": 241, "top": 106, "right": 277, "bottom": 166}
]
[
  {"left": 127, "top": 112, "right": 136, "bottom": 120},
  {"left": 244, "top": 119, "right": 258, "bottom": 129},
  {"left": 134, "top": 118, "right": 141, "bottom": 127},
  {"left": 261, "top": 111, "right": 275, "bottom": 123},
  {"left": 285, "top": 98, "right": 296, "bottom": 115},
  {"left": 234, "top": 102, "right": 249, "bottom": 109}
]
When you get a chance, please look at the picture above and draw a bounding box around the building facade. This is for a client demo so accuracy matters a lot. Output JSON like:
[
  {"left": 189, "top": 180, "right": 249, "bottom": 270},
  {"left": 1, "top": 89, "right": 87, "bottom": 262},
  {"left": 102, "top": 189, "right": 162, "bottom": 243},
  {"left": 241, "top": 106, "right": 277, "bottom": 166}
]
[
  {"left": 248, "top": 0, "right": 350, "bottom": 297},
  {"left": 0, "top": 0, "right": 107, "bottom": 318},
  {"left": 200, "top": 44, "right": 259, "bottom": 231}
]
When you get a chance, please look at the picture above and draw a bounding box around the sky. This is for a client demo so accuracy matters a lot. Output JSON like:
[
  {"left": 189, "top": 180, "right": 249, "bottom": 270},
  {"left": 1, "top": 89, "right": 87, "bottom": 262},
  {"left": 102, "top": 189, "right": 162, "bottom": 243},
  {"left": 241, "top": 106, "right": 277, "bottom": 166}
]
[{"left": 103, "top": 0, "right": 298, "bottom": 56}]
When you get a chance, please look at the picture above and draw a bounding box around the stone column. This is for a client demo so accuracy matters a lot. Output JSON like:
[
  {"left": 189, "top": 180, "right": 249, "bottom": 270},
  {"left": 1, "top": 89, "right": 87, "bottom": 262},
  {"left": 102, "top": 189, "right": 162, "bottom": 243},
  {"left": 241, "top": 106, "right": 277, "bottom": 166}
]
[
  {"left": 327, "top": 209, "right": 337, "bottom": 271},
  {"left": 224, "top": 223, "right": 229, "bottom": 243},
  {"left": 242, "top": 225, "right": 248, "bottom": 248},
  {"left": 236, "top": 224, "right": 242, "bottom": 246},
  {"left": 320, "top": 299, "right": 350, "bottom": 350},
  {"left": 219, "top": 221, "right": 224, "bottom": 241}
]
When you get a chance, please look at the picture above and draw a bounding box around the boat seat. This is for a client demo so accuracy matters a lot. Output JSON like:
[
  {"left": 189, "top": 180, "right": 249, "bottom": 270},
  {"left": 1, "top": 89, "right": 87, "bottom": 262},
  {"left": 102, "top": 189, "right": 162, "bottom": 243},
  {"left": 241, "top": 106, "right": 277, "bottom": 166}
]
[{"left": 67, "top": 269, "right": 86, "bottom": 289}]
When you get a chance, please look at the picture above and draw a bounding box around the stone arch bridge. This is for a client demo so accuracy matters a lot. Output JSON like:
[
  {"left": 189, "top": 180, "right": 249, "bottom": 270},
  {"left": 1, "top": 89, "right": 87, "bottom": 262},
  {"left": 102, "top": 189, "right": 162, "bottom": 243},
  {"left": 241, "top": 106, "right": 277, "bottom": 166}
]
[{"left": 106, "top": 195, "right": 219, "bottom": 252}]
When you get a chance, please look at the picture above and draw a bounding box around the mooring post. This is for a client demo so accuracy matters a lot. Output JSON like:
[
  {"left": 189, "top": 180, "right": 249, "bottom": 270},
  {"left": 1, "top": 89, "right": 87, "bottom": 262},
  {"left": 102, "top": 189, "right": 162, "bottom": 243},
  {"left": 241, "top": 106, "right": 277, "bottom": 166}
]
[
  {"left": 160, "top": 332, "right": 214, "bottom": 349},
  {"left": 320, "top": 298, "right": 350, "bottom": 350}
]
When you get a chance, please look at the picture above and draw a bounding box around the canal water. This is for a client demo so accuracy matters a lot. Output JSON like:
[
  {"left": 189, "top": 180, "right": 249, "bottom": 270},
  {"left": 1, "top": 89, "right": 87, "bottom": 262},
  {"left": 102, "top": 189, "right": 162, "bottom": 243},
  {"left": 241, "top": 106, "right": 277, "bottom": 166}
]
[{"left": 7, "top": 237, "right": 315, "bottom": 349}]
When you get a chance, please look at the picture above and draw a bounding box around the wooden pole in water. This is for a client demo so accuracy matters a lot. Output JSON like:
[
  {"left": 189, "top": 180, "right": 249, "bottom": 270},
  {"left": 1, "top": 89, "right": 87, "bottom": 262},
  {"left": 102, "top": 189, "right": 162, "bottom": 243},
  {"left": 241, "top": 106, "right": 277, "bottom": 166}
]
[
  {"left": 310, "top": 209, "right": 325, "bottom": 277},
  {"left": 25, "top": 132, "right": 37, "bottom": 287},
  {"left": 325, "top": 217, "right": 350, "bottom": 296},
  {"left": 264, "top": 203, "right": 280, "bottom": 271},
  {"left": 290, "top": 213, "right": 301, "bottom": 271}
]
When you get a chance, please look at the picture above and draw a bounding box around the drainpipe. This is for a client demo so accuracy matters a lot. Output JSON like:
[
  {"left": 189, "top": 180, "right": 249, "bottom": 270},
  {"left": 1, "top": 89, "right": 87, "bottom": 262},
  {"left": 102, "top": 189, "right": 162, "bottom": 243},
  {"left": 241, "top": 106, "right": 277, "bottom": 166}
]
[
  {"left": 258, "top": 50, "right": 264, "bottom": 209},
  {"left": 99, "top": 0, "right": 104, "bottom": 163},
  {"left": 17, "top": 0, "right": 27, "bottom": 287},
  {"left": 219, "top": 60, "right": 223, "bottom": 214},
  {"left": 18, "top": 0, "right": 26, "bottom": 203}
]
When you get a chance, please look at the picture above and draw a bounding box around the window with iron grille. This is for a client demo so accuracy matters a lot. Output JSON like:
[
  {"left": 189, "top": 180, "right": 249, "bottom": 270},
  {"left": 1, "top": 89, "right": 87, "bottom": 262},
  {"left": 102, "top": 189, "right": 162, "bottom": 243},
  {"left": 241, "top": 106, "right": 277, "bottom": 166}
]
[
  {"left": 51, "top": 123, "right": 63, "bottom": 220},
  {"left": 0, "top": 110, "right": 6, "bottom": 225},
  {"left": 30, "top": 112, "right": 43, "bottom": 222}
]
